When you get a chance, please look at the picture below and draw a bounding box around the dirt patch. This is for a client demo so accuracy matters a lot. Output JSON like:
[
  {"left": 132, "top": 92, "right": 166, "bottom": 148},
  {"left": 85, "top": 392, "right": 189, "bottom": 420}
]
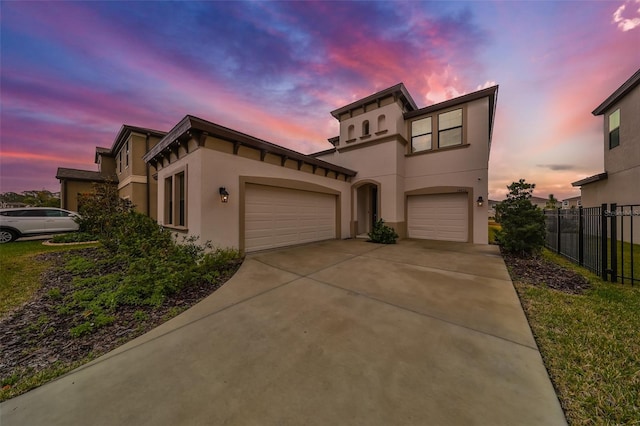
[
  {"left": 0, "top": 248, "right": 241, "bottom": 386},
  {"left": 501, "top": 249, "right": 590, "bottom": 294}
]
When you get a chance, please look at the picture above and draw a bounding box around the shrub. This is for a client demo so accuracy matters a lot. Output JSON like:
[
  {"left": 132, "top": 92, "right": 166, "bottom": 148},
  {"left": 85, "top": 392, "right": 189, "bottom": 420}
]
[
  {"left": 495, "top": 179, "right": 546, "bottom": 255},
  {"left": 51, "top": 233, "right": 97, "bottom": 244},
  {"left": 368, "top": 219, "right": 399, "bottom": 244}
]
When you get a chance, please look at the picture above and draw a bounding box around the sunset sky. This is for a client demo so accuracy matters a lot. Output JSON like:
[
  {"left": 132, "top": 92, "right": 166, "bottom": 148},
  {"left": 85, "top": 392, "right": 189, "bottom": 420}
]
[{"left": 1, "top": 1, "right": 639, "bottom": 201}]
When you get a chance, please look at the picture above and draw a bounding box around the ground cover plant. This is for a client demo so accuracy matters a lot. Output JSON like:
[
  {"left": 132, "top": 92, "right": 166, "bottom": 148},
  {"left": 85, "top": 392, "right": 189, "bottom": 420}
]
[
  {"left": 1, "top": 187, "right": 242, "bottom": 401},
  {"left": 505, "top": 249, "right": 640, "bottom": 425}
]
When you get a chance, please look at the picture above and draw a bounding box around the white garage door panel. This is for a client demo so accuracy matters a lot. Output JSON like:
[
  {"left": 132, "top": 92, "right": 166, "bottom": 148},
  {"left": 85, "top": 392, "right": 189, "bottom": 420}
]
[
  {"left": 245, "top": 185, "right": 336, "bottom": 252},
  {"left": 408, "top": 193, "right": 468, "bottom": 242}
]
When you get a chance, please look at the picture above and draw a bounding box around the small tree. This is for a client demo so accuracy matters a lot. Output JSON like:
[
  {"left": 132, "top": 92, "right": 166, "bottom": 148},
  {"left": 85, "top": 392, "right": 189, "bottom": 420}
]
[
  {"left": 545, "top": 194, "right": 558, "bottom": 210},
  {"left": 76, "top": 182, "right": 132, "bottom": 239},
  {"left": 495, "top": 179, "right": 546, "bottom": 255}
]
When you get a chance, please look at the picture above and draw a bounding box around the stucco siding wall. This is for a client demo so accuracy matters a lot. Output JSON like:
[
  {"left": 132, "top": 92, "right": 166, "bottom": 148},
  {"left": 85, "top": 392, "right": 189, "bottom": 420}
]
[
  {"left": 603, "top": 83, "right": 640, "bottom": 175},
  {"left": 62, "top": 181, "right": 96, "bottom": 212},
  {"left": 156, "top": 147, "right": 351, "bottom": 250}
]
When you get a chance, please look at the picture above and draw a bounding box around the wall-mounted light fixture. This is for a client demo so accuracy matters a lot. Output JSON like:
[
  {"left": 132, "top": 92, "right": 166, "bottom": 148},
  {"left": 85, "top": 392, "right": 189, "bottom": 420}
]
[
  {"left": 476, "top": 196, "right": 484, "bottom": 207},
  {"left": 219, "top": 187, "right": 229, "bottom": 203}
]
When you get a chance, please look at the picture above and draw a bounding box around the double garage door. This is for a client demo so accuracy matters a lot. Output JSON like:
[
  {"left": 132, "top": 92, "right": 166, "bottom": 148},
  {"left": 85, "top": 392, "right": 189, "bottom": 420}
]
[
  {"left": 407, "top": 193, "right": 468, "bottom": 242},
  {"left": 244, "top": 184, "right": 336, "bottom": 252}
]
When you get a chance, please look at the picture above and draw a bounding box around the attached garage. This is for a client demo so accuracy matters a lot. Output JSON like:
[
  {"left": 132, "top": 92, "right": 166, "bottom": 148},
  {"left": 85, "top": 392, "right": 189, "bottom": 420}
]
[
  {"left": 407, "top": 193, "right": 469, "bottom": 242},
  {"left": 244, "top": 184, "right": 337, "bottom": 252}
]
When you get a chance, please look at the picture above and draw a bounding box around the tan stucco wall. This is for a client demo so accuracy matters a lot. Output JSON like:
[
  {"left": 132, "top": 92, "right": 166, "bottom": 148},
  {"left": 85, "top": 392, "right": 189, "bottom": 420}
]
[
  {"left": 319, "top": 96, "right": 491, "bottom": 244},
  {"left": 602, "top": 83, "right": 640, "bottom": 175},
  {"left": 337, "top": 101, "right": 407, "bottom": 147},
  {"left": 156, "top": 145, "right": 352, "bottom": 250},
  {"left": 60, "top": 180, "right": 96, "bottom": 212}
]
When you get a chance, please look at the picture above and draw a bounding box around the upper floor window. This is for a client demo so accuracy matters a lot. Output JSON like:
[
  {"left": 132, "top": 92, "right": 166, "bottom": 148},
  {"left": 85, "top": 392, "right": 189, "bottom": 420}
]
[
  {"left": 377, "top": 115, "right": 386, "bottom": 132},
  {"left": 118, "top": 151, "right": 122, "bottom": 173},
  {"left": 609, "top": 109, "right": 620, "bottom": 149},
  {"left": 438, "top": 109, "right": 463, "bottom": 147},
  {"left": 411, "top": 117, "right": 432, "bottom": 152},
  {"left": 362, "top": 120, "right": 370, "bottom": 136},
  {"left": 347, "top": 124, "right": 355, "bottom": 140},
  {"left": 125, "top": 141, "right": 130, "bottom": 167}
]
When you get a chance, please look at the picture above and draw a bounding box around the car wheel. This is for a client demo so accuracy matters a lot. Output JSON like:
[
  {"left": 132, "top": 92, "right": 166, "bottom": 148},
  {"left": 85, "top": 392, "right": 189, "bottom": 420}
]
[{"left": 0, "top": 229, "right": 17, "bottom": 243}]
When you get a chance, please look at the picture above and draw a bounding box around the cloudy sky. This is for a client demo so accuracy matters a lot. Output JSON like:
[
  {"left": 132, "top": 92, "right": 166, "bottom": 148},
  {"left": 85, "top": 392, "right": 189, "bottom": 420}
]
[{"left": 1, "top": 1, "right": 639, "bottom": 200}]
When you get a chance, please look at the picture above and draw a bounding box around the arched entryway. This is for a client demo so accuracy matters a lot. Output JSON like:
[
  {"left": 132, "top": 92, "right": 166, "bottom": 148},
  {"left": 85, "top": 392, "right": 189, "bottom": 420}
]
[{"left": 353, "top": 181, "right": 380, "bottom": 237}]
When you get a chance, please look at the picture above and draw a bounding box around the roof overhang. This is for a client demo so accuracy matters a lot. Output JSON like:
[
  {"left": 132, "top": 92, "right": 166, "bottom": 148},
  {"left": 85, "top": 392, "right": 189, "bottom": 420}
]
[
  {"left": 592, "top": 68, "right": 640, "bottom": 115},
  {"left": 94, "top": 146, "right": 112, "bottom": 164},
  {"left": 111, "top": 125, "right": 167, "bottom": 155},
  {"left": 572, "top": 172, "right": 608, "bottom": 187},
  {"left": 143, "top": 115, "right": 357, "bottom": 178},
  {"left": 330, "top": 83, "right": 418, "bottom": 119},
  {"left": 56, "top": 167, "right": 118, "bottom": 183}
]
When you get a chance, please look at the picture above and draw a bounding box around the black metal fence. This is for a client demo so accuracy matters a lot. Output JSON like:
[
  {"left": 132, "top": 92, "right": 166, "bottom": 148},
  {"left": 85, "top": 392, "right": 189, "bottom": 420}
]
[{"left": 544, "top": 204, "right": 639, "bottom": 285}]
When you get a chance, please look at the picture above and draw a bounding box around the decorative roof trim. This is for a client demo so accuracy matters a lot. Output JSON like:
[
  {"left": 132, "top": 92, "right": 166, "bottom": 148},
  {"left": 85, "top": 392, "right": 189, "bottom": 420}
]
[
  {"left": 143, "top": 115, "right": 357, "bottom": 177},
  {"left": 593, "top": 68, "right": 640, "bottom": 115},
  {"left": 572, "top": 172, "right": 608, "bottom": 187},
  {"left": 330, "top": 83, "right": 418, "bottom": 119}
]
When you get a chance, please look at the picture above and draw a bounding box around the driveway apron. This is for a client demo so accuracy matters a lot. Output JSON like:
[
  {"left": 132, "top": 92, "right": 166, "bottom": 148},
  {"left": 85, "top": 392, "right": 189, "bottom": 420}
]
[{"left": 0, "top": 239, "right": 566, "bottom": 425}]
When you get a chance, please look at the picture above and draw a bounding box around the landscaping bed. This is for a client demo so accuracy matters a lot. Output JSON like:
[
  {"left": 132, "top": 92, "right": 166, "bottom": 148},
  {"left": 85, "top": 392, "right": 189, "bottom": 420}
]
[{"left": 0, "top": 247, "right": 242, "bottom": 401}]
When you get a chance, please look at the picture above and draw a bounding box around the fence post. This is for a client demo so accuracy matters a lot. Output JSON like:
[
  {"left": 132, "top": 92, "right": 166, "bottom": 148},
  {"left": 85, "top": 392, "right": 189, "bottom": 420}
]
[
  {"left": 610, "top": 203, "right": 618, "bottom": 283},
  {"left": 601, "top": 203, "right": 608, "bottom": 281},
  {"left": 578, "top": 206, "right": 584, "bottom": 266},
  {"left": 556, "top": 208, "right": 561, "bottom": 254}
]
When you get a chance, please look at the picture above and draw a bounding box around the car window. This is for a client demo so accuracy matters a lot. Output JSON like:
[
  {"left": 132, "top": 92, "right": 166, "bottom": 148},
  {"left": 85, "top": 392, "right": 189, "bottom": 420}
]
[
  {"left": 45, "top": 210, "right": 67, "bottom": 217},
  {"left": 23, "top": 210, "right": 47, "bottom": 217}
]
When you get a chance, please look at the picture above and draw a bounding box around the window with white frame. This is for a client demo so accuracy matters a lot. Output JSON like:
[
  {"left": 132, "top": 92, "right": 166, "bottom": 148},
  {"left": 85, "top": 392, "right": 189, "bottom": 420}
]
[
  {"left": 609, "top": 109, "right": 620, "bottom": 149},
  {"left": 125, "top": 141, "right": 129, "bottom": 168},
  {"left": 438, "top": 109, "right": 463, "bottom": 147},
  {"left": 118, "top": 151, "right": 122, "bottom": 173},
  {"left": 411, "top": 117, "right": 432, "bottom": 152}
]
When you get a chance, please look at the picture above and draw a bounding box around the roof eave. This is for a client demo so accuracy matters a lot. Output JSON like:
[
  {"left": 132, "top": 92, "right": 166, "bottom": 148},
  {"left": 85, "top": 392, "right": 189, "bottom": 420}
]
[
  {"left": 330, "top": 83, "right": 418, "bottom": 119},
  {"left": 572, "top": 172, "right": 608, "bottom": 187},
  {"left": 592, "top": 68, "right": 640, "bottom": 115}
]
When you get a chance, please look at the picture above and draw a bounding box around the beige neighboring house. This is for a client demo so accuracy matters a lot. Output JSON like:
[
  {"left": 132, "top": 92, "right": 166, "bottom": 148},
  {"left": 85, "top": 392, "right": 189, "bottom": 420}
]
[
  {"left": 572, "top": 68, "right": 640, "bottom": 207},
  {"left": 143, "top": 83, "right": 498, "bottom": 253},
  {"left": 561, "top": 195, "right": 582, "bottom": 209},
  {"left": 57, "top": 125, "right": 166, "bottom": 217}
]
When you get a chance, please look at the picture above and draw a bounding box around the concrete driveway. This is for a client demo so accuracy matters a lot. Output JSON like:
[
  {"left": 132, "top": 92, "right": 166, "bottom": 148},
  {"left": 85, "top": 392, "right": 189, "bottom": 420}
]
[{"left": 0, "top": 239, "right": 566, "bottom": 425}]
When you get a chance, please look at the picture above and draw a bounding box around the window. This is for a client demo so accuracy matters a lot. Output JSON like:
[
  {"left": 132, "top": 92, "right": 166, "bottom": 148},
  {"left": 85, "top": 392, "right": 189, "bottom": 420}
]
[
  {"left": 438, "top": 109, "right": 463, "bottom": 147},
  {"left": 362, "top": 120, "right": 370, "bottom": 136},
  {"left": 118, "top": 151, "right": 122, "bottom": 173},
  {"left": 411, "top": 117, "right": 432, "bottom": 152},
  {"left": 347, "top": 124, "right": 355, "bottom": 140},
  {"left": 577, "top": 200, "right": 582, "bottom": 207},
  {"left": 164, "top": 176, "right": 173, "bottom": 225},
  {"left": 164, "top": 171, "right": 186, "bottom": 227},
  {"left": 177, "top": 172, "right": 185, "bottom": 227},
  {"left": 609, "top": 109, "right": 620, "bottom": 149},
  {"left": 125, "top": 141, "right": 129, "bottom": 168}
]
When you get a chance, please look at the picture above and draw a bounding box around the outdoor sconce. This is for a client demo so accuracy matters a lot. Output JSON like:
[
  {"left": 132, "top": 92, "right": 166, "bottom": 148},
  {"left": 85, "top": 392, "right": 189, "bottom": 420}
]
[
  {"left": 476, "top": 196, "right": 484, "bottom": 207},
  {"left": 219, "top": 187, "right": 229, "bottom": 203}
]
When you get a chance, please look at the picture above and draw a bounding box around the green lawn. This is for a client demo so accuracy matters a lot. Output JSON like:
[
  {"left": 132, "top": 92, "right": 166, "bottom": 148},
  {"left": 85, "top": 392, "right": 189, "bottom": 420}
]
[
  {"left": 515, "top": 250, "right": 640, "bottom": 425},
  {"left": 0, "top": 240, "right": 98, "bottom": 318},
  {"left": 488, "top": 221, "right": 501, "bottom": 244}
]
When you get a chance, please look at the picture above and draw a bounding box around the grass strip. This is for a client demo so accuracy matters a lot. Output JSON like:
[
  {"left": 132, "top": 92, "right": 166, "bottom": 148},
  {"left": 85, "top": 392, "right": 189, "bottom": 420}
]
[{"left": 515, "top": 250, "right": 640, "bottom": 425}]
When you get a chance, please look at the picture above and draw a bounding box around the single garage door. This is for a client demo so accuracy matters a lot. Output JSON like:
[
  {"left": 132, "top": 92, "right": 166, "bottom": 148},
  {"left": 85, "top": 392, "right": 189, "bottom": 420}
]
[
  {"left": 244, "top": 184, "right": 336, "bottom": 252},
  {"left": 407, "top": 193, "right": 468, "bottom": 242}
]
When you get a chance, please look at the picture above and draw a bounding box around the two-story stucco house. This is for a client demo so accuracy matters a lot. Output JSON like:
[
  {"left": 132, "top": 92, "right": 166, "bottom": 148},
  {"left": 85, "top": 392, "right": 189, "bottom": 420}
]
[
  {"left": 57, "top": 125, "right": 166, "bottom": 218},
  {"left": 572, "top": 68, "right": 640, "bottom": 207},
  {"left": 142, "top": 83, "right": 498, "bottom": 253}
]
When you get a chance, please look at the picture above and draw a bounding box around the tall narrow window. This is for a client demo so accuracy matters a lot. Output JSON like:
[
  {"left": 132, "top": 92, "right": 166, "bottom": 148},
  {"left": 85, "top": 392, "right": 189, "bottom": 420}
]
[
  {"left": 165, "top": 176, "right": 173, "bottom": 224},
  {"left": 177, "top": 172, "right": 185, "bottom": 226},
  {"left": 377, "top": 115, "right": 386, "bottom": 132},
  {"left": 411, "top": 117, "right": 432, "bottom": 152},
  {"left": 347, "top": 124, "right": 355, "bottom": 140},
  {"left": 362, "top": 120, "right": 370, "bottom": 136},
  {"left": 119, "top": 151, "right": 122, "bottom": 173},
  {"left": 438, "top": 109, "right": 463, "bottom": 147},
  {"left": 609, "top": 109, "right": 620, "bottom": 149},
  {"left": 125, "top": 141, "right": 129, "bottom": 167}
]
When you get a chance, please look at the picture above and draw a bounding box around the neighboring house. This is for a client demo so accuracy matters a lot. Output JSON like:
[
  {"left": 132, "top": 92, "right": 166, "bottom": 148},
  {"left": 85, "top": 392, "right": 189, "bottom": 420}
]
[
  {"left": 561, "top": 195, "right": 582, "bottom": 209},
  {"left": 57, "top": 125, "right": 166, "bottom": 217},
  {"left": 529, "top": 196, "right": 548, "bottom": 210},
  {"left": 141, "top": 83, "right": 498, "bottom": 253},
  {"left": 488, "top": 199, "right": 500, "bottom": 218},
  {"left": 572, "top": 68, "right": 640, "bottom": 208}
]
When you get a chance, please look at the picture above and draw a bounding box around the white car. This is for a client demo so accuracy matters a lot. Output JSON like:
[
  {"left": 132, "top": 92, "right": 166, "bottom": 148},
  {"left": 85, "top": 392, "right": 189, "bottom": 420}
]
[{"left": 0, "top": 207, "right": 80, "bottom": 243}]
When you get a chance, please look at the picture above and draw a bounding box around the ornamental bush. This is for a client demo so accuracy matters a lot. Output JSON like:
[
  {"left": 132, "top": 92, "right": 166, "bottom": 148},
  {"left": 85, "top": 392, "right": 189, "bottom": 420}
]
[
  {"left": 495, "top": 179, "right": 546, "bottom": 255},
  {"left": 368, "top": 219, "right": 399, "bottom": 244}
]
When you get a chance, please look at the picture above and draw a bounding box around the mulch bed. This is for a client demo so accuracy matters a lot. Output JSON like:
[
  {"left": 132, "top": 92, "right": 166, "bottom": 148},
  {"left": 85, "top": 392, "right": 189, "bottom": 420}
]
[
  {"left": 0, "top": 248, "right": 241, "bottom": 385},
  {"left": 501, "top": 249, "right": 590, "bottom": 294}
]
